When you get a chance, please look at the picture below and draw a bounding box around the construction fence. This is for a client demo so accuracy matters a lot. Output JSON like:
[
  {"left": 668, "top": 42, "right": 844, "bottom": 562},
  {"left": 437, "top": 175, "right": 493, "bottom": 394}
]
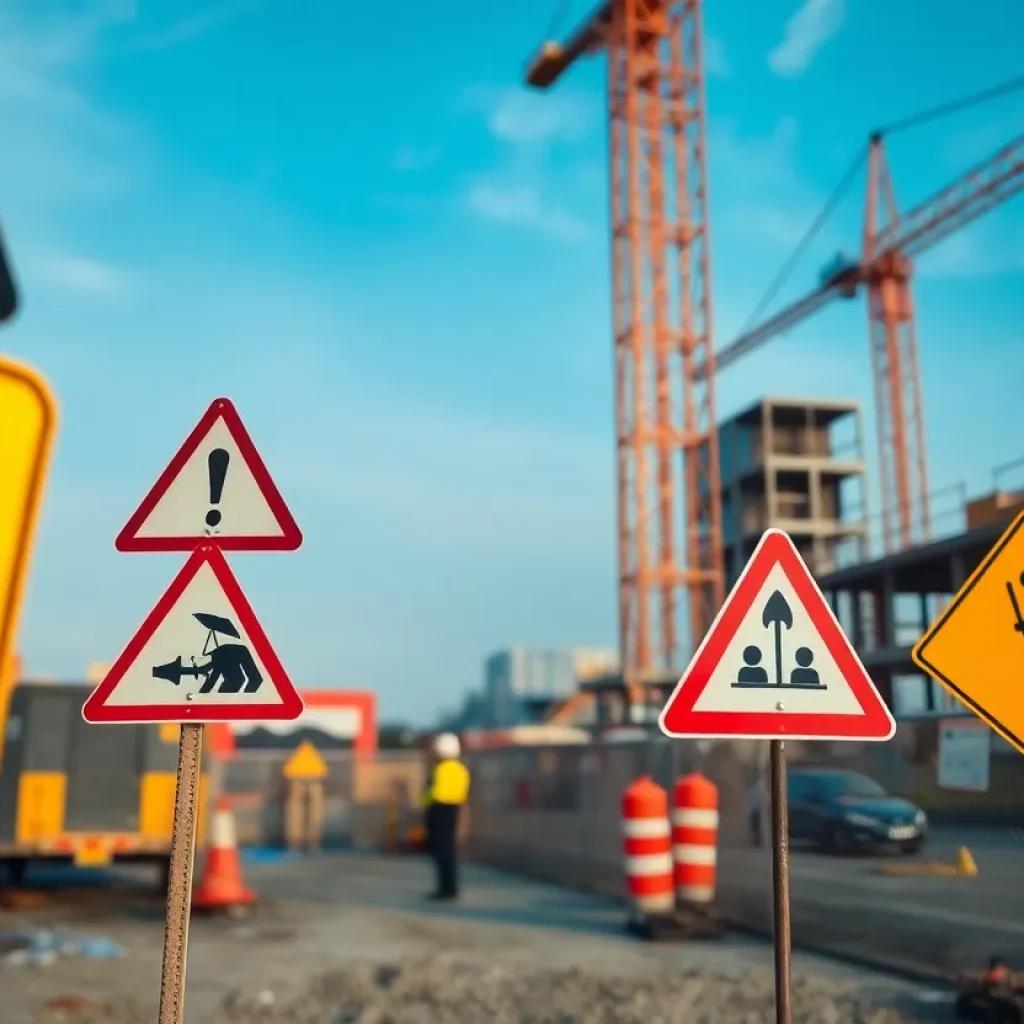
[
  {"left": 221, "top": 750, "right": 426, "bottom": 850},
  {"left": 464, "top": 717, "right": 1024, "bottom": 895}
]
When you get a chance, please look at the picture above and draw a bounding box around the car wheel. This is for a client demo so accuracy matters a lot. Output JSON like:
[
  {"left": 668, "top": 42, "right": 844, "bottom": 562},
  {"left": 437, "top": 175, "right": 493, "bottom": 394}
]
[{"left": 823, "top": 822, "right": 851, "bottom": 856}]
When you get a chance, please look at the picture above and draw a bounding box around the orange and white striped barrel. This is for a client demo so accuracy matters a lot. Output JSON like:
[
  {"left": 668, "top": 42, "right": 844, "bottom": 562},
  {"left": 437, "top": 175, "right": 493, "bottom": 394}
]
[
  {"left": 672, "top": 773, "right": 718, "bottom": 905},
  {"left": 622, "top": 776, "right": 674, "bottom": 918}
]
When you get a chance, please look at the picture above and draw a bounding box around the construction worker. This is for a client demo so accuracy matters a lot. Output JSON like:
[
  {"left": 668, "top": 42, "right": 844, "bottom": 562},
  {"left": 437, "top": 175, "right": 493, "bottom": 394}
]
[{"left": 421, "top": 732, "right": 470, "bottom": 901}]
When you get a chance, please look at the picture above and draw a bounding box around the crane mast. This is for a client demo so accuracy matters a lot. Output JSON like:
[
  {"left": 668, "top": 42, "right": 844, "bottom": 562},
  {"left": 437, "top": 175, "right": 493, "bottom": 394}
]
[
  {"left": 863, "top": 136, "right": 930, "bottom": 552},
  {"left": 529, "top": 0, "right": 724, "bottom": 695}
]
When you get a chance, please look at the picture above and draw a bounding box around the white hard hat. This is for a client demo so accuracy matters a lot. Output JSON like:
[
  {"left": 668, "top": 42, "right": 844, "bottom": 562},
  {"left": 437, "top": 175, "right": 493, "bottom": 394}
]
[{"left": 433, "top": 732, "right": 460, "bottom": 759}]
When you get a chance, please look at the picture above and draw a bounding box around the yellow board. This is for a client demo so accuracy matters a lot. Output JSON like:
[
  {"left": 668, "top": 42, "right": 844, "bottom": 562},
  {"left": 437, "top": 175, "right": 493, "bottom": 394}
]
[
  {"left": 912, "top": 510, "right": 1024, "bottom": 754},
  {"left": 15, "top": 772, "right": 66, "bottom": 842},
  {"left": 0, "top": 358, "right": 57, "bottom": 698},
  {"left": 283, "top": 740, "right": 328, "bottom": 780}
]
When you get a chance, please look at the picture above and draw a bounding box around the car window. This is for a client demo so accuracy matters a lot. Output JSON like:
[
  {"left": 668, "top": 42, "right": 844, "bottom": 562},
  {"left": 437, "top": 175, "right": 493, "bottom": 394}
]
[{"left": 820, "top": 772, "right": 887, "bottom": 799}]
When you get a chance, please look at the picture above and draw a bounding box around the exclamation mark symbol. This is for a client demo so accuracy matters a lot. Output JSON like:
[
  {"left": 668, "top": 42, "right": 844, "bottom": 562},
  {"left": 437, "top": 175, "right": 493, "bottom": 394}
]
[{"left": 205, "top": 448, "right": 230, "bottom": 529}]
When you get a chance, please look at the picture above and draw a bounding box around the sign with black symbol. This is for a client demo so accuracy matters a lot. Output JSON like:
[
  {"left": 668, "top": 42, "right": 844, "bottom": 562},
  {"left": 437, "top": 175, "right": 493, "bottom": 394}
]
[
  {"left": 82, "top": 545, "right": 304, "bottom": 724},
  {"left": 659, "top": 529, "right": 895, "bottom": 742},
  {"left": 115, "top": 397, "right": 302, "bottom": 552}
]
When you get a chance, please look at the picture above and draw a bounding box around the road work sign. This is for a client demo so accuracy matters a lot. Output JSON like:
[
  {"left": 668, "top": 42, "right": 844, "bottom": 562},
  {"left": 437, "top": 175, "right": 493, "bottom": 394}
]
[
  {"left": 913, "top": 510, "right": 1024, "bottom": 755},
  {"left": 0, "top": 358, "right": 57, "bottom": 698},
  {"left": 90, "top": 396, "right": 304, "bottom": 1024},
  {"left": 83, "top": 545, "right": 303, "bottom": 725},
  {"left": 659, "top": 529, "right": 895, "bottom": 742},
  {"left": 115, "top": 397, "right": 302, "bottom": 553}
]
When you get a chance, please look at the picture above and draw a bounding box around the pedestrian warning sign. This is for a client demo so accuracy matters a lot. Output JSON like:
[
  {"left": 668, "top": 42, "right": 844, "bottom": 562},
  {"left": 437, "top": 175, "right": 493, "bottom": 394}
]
[
  {"left": 913, "top": 510, "right": 1024, "bottom": 755},
  {"left": 82, "top": 544, "right": 304, "bottom": 725},
  {"left": 659, "top": 528, "right": 895, "bottom": 742},
  {"left": 115, "top": 397, "right": 302, "bottom": 553}
]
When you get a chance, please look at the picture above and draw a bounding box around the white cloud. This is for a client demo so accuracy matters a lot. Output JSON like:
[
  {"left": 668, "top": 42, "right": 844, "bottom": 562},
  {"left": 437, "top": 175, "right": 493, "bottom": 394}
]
[
  {"left": 916, "top": 221, "right": 1024, "bottom": 280},
  {"left": 34, "top": 253, "right": 138, "bottom": 300},
  {"left": 459, "top": 83, "right": 597, "bottom": 242},
  {"left": 768, "top": 0, "right": 845, "bottom": 77},
  {"left": 462, "top": 84, "right": 592, "bottom": 146},
  {"left": 465, "top": 183, "right": 590, "bottom": 242},
  {"left": 704, "top": 36, "right": 732, "bottom": 78},
  {"left": 126, "top": 0, "right": 257, "bottom": 52}
]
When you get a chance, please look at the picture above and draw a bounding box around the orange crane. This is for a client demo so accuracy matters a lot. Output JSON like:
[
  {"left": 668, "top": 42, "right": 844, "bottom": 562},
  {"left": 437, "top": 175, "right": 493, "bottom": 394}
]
[
  {"left": 527, "top": 1, "right": 725, "bottom": 700},
  {"left": 710, "top": 130, "right": 1024, "bottom": 554}
]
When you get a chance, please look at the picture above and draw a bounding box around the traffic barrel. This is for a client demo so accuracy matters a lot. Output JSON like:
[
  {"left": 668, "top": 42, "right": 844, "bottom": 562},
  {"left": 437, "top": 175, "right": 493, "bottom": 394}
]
[
  {"left": 672, "top": 773, "right": 718, "bottom": 906},
  {"left": 622, "top": 776, "right": 674, "bottom": 919},
  {"left": 192, "top": 797, "right": 255, "bottom": 911}
]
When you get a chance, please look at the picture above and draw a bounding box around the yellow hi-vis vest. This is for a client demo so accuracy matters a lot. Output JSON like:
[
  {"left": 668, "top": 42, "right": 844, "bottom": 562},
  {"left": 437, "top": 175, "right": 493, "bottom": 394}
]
[{"left": 421, "top": 759, "right": 471, "bottom": 808}]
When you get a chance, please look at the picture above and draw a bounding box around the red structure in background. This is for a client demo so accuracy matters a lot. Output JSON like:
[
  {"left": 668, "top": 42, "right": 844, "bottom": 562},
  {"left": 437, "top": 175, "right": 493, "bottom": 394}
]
[
  {"left": 300, "top": 690, "right": 377, "bottom": 757},
  {"left": 227, "top": 690, "right": 377, "bottom": 758}
]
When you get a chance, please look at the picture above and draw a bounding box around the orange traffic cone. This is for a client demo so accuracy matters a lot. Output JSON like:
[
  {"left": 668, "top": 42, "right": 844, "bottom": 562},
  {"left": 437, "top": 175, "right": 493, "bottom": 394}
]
[{"left": 192, "top": 797, "right": 254, "bottom": 911}]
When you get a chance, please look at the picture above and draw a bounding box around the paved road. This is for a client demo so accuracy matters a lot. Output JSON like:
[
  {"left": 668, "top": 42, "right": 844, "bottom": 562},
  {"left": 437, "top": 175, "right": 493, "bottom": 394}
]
[
  {"left": 717, "top": 825, "right": 1024, "bottom": 977},
  {"left": 3, "top": 852, "right": 951, "bottom": 1022}
]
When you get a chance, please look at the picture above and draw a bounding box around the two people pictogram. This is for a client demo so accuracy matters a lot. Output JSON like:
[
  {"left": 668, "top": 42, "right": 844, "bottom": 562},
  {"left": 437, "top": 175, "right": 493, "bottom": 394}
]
[
  {"left": 732, "top": 590, "right": 826, "bottom": 690},
  {"left": 152, "top": 612, "right": 264, "bottom": 695}
]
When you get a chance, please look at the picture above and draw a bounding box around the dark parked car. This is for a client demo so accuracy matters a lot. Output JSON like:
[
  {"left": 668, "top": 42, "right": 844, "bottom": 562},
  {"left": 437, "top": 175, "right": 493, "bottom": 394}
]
[{"left": 786, "top": 768, "right": 927, "bottom": 855}]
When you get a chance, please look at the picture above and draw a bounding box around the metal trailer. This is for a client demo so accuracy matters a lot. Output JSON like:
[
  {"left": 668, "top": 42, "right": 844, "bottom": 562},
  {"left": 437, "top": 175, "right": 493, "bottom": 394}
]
[{"left": 0, "top": 681, "right": 210, "bottom": 884}]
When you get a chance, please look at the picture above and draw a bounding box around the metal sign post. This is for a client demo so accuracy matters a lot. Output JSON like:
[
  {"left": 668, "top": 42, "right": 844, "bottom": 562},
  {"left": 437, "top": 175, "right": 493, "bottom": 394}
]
[
  {"left": 158, "top": 723, "right": 205, "bottom": 1023},
  {"left": 769, "top": 740, "right": 792, "bottom": 1024}
]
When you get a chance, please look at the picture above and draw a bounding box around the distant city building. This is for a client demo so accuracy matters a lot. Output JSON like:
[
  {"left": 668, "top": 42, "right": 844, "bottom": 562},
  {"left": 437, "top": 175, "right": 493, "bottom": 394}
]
[
  {"left": 718, "top": 396, "right": 869, "bottom": 587},
  {"left": 482, "top": 646, "right": 618, "bottom": 729}
]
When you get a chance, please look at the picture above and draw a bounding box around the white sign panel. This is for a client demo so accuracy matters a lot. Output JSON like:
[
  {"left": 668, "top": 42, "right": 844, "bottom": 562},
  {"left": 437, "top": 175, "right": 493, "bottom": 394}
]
[{"left": 937, "top": 718, "right": 990, "bottom": 792}]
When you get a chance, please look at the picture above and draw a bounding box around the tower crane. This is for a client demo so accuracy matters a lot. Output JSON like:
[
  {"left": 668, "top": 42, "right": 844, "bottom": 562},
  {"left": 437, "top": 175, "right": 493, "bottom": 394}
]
[
  {"left": 527, "top": 1, "right": 725, "bottom": 702},
  {"left": 709, "top": 131, "right": 1024, "bottom": 554}
]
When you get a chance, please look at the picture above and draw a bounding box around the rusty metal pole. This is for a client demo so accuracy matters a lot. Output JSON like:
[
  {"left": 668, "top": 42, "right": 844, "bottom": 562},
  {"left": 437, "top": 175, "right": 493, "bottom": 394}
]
[
  {"left": 769, "top": 739, "right": 792, "bottom": 1024},
  {"left": 157, "top": 722, "right": 204, "bottom": 1024}
]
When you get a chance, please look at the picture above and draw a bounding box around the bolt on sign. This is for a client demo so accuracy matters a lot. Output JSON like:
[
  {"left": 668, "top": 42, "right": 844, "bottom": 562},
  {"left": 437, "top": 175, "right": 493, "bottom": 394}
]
[
  {"left": 660, "top": 529, "right": 895, "bottom": 1024},
  {"left": 82, "top": 397, "right": 304, "bottom": 1024},
  {"left": 913, "top": 510, "right": 1024, "bottom": 755}
]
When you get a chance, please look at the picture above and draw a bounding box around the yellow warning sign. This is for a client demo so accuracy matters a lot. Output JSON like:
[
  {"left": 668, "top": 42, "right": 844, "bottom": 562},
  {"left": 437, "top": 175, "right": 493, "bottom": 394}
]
[
  {"left": 0, "top": 359, "right": 57, "bottom": 707},
  {"left": 283, "top": 740, "right": 328, "bottom": 780},
  {"left": 913, "top": 510, "right": 1024, "bottom": 755}
]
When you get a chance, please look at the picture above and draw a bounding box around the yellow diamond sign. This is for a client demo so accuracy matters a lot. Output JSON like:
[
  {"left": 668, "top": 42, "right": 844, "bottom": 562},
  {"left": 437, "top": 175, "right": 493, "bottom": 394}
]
[{"left": 913, "top": 510, "right": 1024, "bottom": 754}]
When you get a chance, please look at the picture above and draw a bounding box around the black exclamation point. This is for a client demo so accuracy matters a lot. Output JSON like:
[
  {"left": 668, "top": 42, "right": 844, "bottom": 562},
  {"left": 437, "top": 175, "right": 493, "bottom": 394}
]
[{"left": 205, "top": 448, "right": 230, "bottom": 528}]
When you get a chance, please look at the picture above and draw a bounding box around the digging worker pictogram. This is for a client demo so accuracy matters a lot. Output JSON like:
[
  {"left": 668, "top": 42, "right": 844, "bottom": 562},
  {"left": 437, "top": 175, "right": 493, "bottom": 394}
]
[
  {"left": 151, "top": 612, "right": 264, "bottom": 695},
  {"left": 421, "top": 732, "right": 471, "bottom": 902}
]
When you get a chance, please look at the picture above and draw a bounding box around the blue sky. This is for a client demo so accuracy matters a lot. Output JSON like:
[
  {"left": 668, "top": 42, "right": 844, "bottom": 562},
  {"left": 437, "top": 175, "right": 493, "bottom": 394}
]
[{"left": 1, "top": 0, "right": 1021, "bottom": 723}]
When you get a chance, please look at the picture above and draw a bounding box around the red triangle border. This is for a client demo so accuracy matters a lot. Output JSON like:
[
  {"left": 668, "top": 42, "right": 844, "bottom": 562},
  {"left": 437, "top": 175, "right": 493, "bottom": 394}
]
[
  {"left": 115, "top": 397, "right": 303, "bottom": 553},
  {"left": 83, "top": 545, "right": 305, "bottom": 724},
  {"left": 659, "top": 529, "right": 895, "bottom": 741}
]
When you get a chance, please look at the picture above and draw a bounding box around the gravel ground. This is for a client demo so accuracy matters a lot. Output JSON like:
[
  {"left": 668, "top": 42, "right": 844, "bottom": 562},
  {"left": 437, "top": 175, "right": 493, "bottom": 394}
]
[
  {"left": 35, "top": 954, "right": 948, "bottom": 1024},
  {"left": 5, "top": 854, "right": 955, "bottom": 1024}
]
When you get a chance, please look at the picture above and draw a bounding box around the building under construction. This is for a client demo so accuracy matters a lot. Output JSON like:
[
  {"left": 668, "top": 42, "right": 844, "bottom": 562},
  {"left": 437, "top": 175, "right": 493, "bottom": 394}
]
[{"left": 719, "top": 396, "right": 868, "bottom": 587}]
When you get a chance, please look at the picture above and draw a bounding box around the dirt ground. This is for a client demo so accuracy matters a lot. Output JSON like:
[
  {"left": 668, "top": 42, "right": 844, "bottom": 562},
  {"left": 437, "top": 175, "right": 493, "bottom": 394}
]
[{"left": 2, "top": 853, "right": 956, "bottom": 1023}]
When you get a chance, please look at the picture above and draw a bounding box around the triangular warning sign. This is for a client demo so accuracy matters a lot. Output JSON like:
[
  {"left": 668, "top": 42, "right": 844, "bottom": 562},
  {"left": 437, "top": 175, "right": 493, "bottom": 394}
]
[
  {"left": 115, "top": 397, "right": 302, "bottom": 553},
  {"left": 83, "top": 545, "right": 304, "bottom": 725},
  {"left": 283, "top": 740, "right": 329, "bottom": 780},
  {"left": 659, "top": 529, "right": 895, "bottom": 742}
]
